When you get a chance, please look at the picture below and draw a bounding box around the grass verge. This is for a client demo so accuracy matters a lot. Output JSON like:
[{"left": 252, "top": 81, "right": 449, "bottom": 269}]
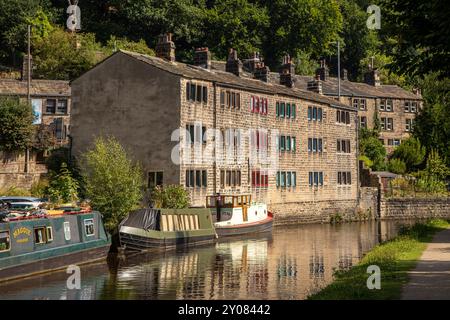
[{"left": 308, "top": 218, "right": 450, "bottom": 300}]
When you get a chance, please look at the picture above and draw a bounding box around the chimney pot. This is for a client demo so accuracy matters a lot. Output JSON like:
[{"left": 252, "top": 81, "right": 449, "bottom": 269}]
[
  {"left": 364, "top": 68, "right": 380, "bottom": 86},
  {"left": 279, "top": 54, "right": 295, "bottom": 87}
]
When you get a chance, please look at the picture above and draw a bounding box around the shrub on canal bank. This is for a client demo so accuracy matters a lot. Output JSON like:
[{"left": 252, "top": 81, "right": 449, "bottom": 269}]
[{"left": 308, "top": 218, "right": 450, "bottom": 300}]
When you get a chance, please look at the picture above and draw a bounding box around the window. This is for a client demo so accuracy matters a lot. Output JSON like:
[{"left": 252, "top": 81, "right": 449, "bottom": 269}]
[
  {"left": 309, "top": 172, "right": 324, "bottom": 187},
  {"left": 308, "top": 138, "right": 323, "bottom": 153},
  {"left": 221, "top": 170, "right": 241, "bottom": 187},
  {"left": 360, "top": 116, "right": 367, "bottom": 128},
  {"left": 84, "top": 219, "right": 95, "bottom": 236},
  {"left": 186, "top": 124, "right": 206, "bottom": 144},
  {"left": 337, "top": 139, "right": 351, "bottom": 153},
  {"left": 379, "top": 99, "right": 385, "bottom": 111},
  {"left": 0, "top": 231, "right": 10, "bottom": 252},
  {"left": 410, "top": 101, "right": 417, "bottom": 113},
  {"left": 387, "top": 118, "right": 393, "bottom": 131},
  {"left": 46, "top": 99, "right": 56, "bottom": 113},
  {"left": 276, "top": 102, "right": 279, "bottom": 117},
  {"left": 404, "top": 101, "right": 410, "bottom": 112},
  {"left": 56, "top": 99, "right": 68, "bottom": 114},
  {"left": 338, "top": 172, "right": 352, "bottom": 185},
  {"left": 386, "top": 99, "right": 393, "bottom": 112},
  {"left": 186, "top": 170, "right": 207, "bottom": 188},
  {"left": 64, "top": 222, "right": 71, "bottom": 241},
  {"left": 277, "top": 171, "right": 296, "bottom": 189},
  {"left": 353, "top": 99, "right": 367, "bottom": 110},
  {"left": 34, "top": 227, "right": 47, "bottom": 244},
  {"left": 337, "top": 110, "right": 350, "bottom": 124},
  {"left": 279, "top": 135, "right": 296, "bottom": 152},
  {"left": 405, "top": 119, "right": 414, "bottom": 132},
  {"left": 148, "top": 171, "right": 163, "bottom": 189},
  {"left": 379, "top": 138, "right": 385, "bottom": 145},
  {"left": 250, "top": 96, "right": 267, "bottom": 115},
  {"left": 187, "top": 82, "right": 207, "bottom": 103},
  {"left": 393, "top": 139, "right": 401, "bottom": 146},
  {"left": 280, "top": 102, "right": 285, "bottom": 118},
  {"left": 252, "top": 170, "right": 268, "bottom": 188},
  {"left": 46, "top": 227, "right": 53, "bottom": 242}
]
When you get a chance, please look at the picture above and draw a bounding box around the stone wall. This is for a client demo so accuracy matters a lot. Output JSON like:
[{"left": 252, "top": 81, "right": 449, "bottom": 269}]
[
  {"left": 358, "top": 187, "right": 379, "bottom": 218},
  {"left": 270, "top": 199, "right": 360, "bottom": 225},
  {"left": 380, "top": 196, "right": 450, "bottom": 219}
]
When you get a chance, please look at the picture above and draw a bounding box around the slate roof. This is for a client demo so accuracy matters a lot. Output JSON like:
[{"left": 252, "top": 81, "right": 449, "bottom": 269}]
[
  {"left": 0, "top": 79, "right": 70, "bottom": 97},
  {"left": 212, "top": 59, "right": 421, "bottom": 100},
  {"left": 117, "top": 51, "right": 353, "bottom": 110}
]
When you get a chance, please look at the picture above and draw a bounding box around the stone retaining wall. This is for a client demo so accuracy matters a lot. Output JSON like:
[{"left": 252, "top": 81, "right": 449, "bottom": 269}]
[{"left": 380, "top": 196, "right": 450, "bottom": 219}]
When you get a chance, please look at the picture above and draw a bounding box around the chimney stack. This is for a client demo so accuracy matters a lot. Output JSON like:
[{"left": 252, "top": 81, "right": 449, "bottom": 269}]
[
  {"left": 21, "top": 54, "right": 32, "bottom": 81},
  {"left": 279, "top": 54, "right": 295, "bottom": 88},
  {"left": 412, "top": 87, "right": 421, "bottom": 96},
  {"left": 155, "top": 33, "right": 176, "bottom": 62},
  {"left": 225, "top": 48, "right": 243, "bottom": 76},
  {"left": 254, "top": 61, "right": 270, "bottom": 83},
  {"left": 341, "top": 68, "right": 348, "bottom": 81},
  {"left": 194, "top": 47, "right": 211, "bottom": 69},
  {"left": 315, "top": 59, "right": 329, "bottom": 81},
  {"left": 244, "top": 52, "right": 261, "bottom": 73},
  {"left": 307, "top": 74, "right": 323, "bottom": 95},
  {"left": 364, "top": 65, "right": 381, "bottom": 86}
]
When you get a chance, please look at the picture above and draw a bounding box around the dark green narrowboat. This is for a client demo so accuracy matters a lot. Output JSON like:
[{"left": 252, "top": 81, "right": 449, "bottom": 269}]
[
  {"left": 0, "top": 211, "right": 111, "bottom": 282},
  {"left": 119, "top": 208, "right": 216, "bottom": 251}
]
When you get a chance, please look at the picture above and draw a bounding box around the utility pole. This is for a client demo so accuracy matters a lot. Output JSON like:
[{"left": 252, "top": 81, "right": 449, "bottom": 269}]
[
  {"left": 337, "top": 40, "right": 341, "bottom": 100},
  {"left": 25, "top": 25, "right": 31, "bottom": 174}
]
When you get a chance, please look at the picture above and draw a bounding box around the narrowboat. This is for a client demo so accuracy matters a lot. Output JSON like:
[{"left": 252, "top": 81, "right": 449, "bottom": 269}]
[
  {"left": 119, "top": 208, "right": 217, "bottom": 251},
  {"left": 206, "top": 194, "right": 273, "bottom": 237},
  {"left": 0, "top": 210, "right": 111, "bottom": 282}
]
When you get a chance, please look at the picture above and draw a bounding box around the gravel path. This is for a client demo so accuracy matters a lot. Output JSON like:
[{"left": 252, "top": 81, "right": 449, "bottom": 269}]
[{"left": 401, "top": 228, "right": 450, "bottom": 300}]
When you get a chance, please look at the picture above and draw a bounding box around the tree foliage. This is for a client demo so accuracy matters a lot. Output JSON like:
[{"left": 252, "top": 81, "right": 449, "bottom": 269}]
[
  {"left": 0, "top": 98, "right": 35, "bottom": 152},
  {"left": 82, "top": 136, "right": 144, "bottom": 232},
  {"left": 151, "top": 185, "right": 190, "bottom": 209},
  {"left": 359, "top": 128, "right": 386, "bottom": 171},
  {"left": 32, "top": 28, "right": 102, "bottom": 80},
  {"left": 46, "top": 162, "right": 79, "bottom": 204},
  {"left": 392, "top": 137, "right": 426, "bottom": 172}
]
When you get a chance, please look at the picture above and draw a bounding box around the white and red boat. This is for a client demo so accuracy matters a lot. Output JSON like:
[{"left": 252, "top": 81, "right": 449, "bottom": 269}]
[{"left": 206, "top": 194, "right": 273, "bottom": 237}]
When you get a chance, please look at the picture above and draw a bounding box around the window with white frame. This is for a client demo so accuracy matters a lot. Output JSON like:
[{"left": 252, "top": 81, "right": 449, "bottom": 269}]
[{"left": 84, "top": 219, "right": 95, "bottom": 236}]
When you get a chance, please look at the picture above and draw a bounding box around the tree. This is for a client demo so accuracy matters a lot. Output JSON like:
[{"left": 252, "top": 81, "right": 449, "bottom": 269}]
[
  {"left": 379, "top": 0, "right": 450, "bottom": 78},
  {"left": 82, "top": 136, "right": 144, "bottom": 232},
  {"left": 32, "top": 28, "right": 102, "bottom": 80},
  {"left": 203, "top": 0, "right": 269, "bottom": 60},
  {"left": 424, "top": 149, "right": 449, "bottom": 181},
  {"left": 151, "top": 185, "right": 190, "bottom": 209},
  {"left": 0, "top": 98, "right": 34, "bottom": 151},
  {"left": 413, "top": 74, "right": 450, "bottom": 167},
  {"left": 33, "top": 123, "right": 56, "bottom": 151},
  {"left": 392, "top": 137, "right": 426, "bottom": 172},
  {"left": 104, "top": 36, "right": 155, "bottom": 56},
  {"left": 387, "top": 158, "right": 406, "bottom": 175},
  {"left": 46, "top": 162, "right": 79, "bottom": 204},
  {"left": 262, "top": 0, "right": 342, "bottom": 67},
  {"left": 359, "top": 128, "right": 386, "bottom": 171}
]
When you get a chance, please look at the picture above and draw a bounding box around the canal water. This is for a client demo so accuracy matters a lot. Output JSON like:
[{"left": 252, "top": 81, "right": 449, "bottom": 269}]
[{"left": 0, "top": 219, "right": 418, "bottom": 300}]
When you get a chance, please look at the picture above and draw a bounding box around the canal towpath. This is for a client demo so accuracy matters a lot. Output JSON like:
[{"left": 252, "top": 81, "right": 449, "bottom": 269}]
[{"left": 401, "top": 227, "right": 450, "bottom": 300}]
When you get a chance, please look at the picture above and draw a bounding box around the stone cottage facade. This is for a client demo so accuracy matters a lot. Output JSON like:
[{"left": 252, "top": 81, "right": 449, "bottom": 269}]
[
  {"left": 70, "top": 35, "right": 359, "bottom": 222},
  {"left": 0, "top": 55, "right": 71, "bottom": 189}
]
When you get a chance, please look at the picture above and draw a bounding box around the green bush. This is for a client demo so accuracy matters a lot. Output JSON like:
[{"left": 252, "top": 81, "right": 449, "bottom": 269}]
[
  {"left": 392, "top": 137, "right": 426, "bottom": 172},
  {"left": 388, "top": 158, "right": 407, "bottom": 174},
  {"left": 30, "top": 179, "right": 49, "bottom": 198},
  {"left": 0, "top": 98, "right": 34, "bottom": 152},
  {"left": 46, "top": 163, "right": 79, "bottom": 204},
  {"left": 151, "top": 185, "right": 190, "bottom": 209},
  {"left": 358, "top": 155, "right": 373, "bottom": 168},
  {"left": 82, "top": 136, "right": 144, "bottom": 232}
]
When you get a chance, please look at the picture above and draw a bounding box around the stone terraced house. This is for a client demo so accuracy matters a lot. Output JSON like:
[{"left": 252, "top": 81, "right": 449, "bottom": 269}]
[
  {"left": 295, "top": 61, "right": 423, "bottom": 154},
  {"left": 70, "top": 34, "right": 359, "bottom": 223},
  {"left": 0, "top": 56, "right": 71, "bottom": 189}
]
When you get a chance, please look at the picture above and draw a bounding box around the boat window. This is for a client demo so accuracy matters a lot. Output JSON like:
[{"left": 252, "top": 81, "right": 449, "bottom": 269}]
[
  {"left": 84, "top": 219, "right": 95, "bottom": 236},
  {"left": 34, "top": 227, "right": 47, "bottom": 244},
  {"left": 64, "top": 222, "right": 71, "bottom": 241},
  {"left": 0, "top": 231, "right": 10, "bottom": 252},
  {"left": 46, "top": 227, "right": 53, "bottom": 242}
]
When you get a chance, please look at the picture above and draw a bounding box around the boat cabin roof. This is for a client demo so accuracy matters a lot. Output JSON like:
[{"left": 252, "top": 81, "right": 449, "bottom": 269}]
[{"left": 206, "top": 195, "right": 252, "bottom": 208}]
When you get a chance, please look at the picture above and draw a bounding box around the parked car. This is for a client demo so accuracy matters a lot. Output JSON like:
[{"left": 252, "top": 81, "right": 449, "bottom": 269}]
[{"left": 0, "top": 196, "right": 46, "bottom": 209}]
